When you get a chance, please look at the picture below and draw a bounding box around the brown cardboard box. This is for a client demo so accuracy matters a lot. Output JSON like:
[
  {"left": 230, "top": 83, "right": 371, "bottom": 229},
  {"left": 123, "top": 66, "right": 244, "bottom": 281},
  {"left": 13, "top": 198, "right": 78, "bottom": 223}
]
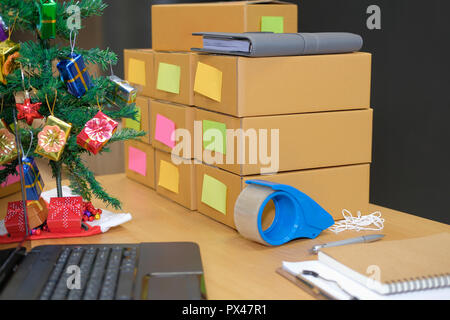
[
  {"left": 155, "top": 150, "right": 197, "bottom": 210},
  {"left": 124, "top": 49, "right": 155, "bottom": 98},
  {"left": 195, "top": 108, "right": 373, "bottom": 175},
  {"left": 152, "top": 1, "right": 298, "bottom": 52},
  {"left": 0, "top": 182, "right": 20, "bottom": 198},
  {"left": 193, "top": 52, "right": 372, "bottom": 117},
  {"left": 152, "top": 52, "right": 196, "bottom": 106},
  {"left": 151, "top": 99, "right": 196, "bottom": 156},
  {"left": 122, "top": 96, "right": 151, "bottom": 144},
  {"left": 196, "top": 163, "right": 370, "bottom": 229},
  {"left": 124, "top": 140, "right": 155, "bottom": 189}
]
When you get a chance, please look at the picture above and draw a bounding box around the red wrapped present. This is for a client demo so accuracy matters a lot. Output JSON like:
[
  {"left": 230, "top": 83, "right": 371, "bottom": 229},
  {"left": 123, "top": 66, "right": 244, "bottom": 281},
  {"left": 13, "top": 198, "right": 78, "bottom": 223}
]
[
  {"left": 47, "top": 196, "right": 83, "bottom": 233},
  {"left": 5, "top": 201, "right": 28, "bottom": 237},
  {"left": 76, "top": 111, "right": 118, "bottom": 155},
  {"left": 5, "top": 198, "right": 49, "bottom": 237}
]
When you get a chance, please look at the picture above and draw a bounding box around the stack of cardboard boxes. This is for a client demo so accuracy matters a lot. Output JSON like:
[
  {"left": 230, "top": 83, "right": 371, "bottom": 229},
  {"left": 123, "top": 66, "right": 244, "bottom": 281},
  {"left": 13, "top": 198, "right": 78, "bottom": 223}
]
[{"left": 124, "top": 1, "right": 373, "bottom": 230}]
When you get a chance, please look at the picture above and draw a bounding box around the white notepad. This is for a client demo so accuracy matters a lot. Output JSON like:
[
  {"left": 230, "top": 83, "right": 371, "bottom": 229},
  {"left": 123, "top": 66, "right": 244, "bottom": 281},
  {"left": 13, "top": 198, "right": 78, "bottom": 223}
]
[{"left": 282, "top": 260, "right": 450, "bottom": 300}]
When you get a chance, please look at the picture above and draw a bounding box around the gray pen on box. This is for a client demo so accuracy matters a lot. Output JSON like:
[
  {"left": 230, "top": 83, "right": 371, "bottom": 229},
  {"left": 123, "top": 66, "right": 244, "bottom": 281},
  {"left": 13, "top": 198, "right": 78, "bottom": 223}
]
[{"left": 310, "top": 234, "right": 385, "bottom": 254}]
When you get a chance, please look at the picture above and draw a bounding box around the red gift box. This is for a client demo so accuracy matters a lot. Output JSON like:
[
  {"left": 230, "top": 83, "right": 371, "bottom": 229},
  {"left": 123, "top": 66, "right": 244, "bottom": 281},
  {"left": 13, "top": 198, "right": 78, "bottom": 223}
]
[
  {"left": 76, "top": 111, "right": 118, "bottom": 155},
  {"left": 47, "top": 196, "right": 83, "bottom": 233},
  {"left": 5, "top": 201, "right": 28, "bottom": 237}
]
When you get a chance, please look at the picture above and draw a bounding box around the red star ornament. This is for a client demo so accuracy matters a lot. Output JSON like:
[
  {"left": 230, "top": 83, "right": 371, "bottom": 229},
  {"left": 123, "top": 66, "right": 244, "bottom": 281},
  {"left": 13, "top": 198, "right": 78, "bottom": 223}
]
[{"left": 16, "top": 98, "right": 43, "bottom": 125}]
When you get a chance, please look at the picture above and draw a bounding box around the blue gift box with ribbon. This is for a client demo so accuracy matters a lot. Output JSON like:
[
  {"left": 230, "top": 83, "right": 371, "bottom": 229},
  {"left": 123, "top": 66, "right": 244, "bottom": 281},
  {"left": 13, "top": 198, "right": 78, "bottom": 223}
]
[
  {"left": 22, "top": 156, "right": 45, "bottom": 201},
  {"left": 57, "top": 53, "right": 93, "bottom": 98}
]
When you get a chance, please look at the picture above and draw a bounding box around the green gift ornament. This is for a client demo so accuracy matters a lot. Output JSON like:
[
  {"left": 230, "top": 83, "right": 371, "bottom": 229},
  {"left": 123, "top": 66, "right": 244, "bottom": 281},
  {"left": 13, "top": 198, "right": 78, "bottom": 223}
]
[{"left": 37, "top": 0, "right": 57, "bottom": 40}]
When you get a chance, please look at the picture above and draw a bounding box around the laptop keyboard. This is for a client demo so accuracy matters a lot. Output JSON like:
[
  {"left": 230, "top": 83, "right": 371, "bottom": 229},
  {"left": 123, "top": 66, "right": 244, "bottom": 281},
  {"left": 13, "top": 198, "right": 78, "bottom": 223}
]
[{"left": 39, "top": 246, "right": 138, "bottom": 300}]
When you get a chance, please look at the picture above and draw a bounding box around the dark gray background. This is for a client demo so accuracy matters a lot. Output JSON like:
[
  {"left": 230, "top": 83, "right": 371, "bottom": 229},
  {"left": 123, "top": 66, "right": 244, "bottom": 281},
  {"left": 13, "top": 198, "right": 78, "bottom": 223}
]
[{"left": 97, "top": 0, "right": 450, "bottom": 224}]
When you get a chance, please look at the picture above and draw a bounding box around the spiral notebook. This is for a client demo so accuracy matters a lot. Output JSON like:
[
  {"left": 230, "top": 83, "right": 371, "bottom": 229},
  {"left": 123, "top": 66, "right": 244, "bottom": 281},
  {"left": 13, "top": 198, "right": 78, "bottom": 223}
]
[{"left": 318, "top": 233, "right": 450, "bottom": 295}]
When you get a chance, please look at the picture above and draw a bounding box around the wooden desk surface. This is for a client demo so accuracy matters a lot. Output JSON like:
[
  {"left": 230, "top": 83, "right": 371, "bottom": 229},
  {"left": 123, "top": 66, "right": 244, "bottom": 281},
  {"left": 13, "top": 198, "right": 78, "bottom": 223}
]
[{"left": 1, "top": 173, "right": 449, "bottom": 300}]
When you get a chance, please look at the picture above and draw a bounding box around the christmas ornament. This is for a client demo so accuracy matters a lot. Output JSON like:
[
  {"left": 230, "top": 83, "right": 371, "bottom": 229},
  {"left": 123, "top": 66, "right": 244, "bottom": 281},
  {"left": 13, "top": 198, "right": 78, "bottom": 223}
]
[
  {"left": 0, "top": 15, "right": 8, "bottom": 42},
  {"left": 82, "top": 201, "right": 103, "bottom": 221},
  {"left": 77, "top": 111, "right": 118, "bottom": 154},
  {"left": 35, "top": 116, "right": 72, "bottom": 161},
  {"left": 23, "top": 156, "right": 45, "bottom": 201},
  {"left": 37, "top": 0, "right": 57, "bottom": 40},
  {"left": 16, "top": 92, "right": 43, "bottom": 125},
  {"left": 57, "top": 52, "right": 93, "bottom": 98},
  {"left": 0, "top": 119, "right": 17, "bottom": 165},
  {"left": 0, "top": 39, "right": 20, "bottom": 84},
  {"left": 35, "top": 93, "right": 72, "bottom": 161},
  {"left": 47, "top": 196, "right": 83, "bottom": 233},
  {"left": 107, "top": 75, "right": 137, "bottom": 107}
]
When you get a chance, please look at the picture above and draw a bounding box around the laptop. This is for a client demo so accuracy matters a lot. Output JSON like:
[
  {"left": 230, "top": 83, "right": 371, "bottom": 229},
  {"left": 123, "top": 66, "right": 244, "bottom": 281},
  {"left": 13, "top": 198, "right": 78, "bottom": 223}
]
[{"left": 0, "top": 241, "right": 207, "bottom": 300}]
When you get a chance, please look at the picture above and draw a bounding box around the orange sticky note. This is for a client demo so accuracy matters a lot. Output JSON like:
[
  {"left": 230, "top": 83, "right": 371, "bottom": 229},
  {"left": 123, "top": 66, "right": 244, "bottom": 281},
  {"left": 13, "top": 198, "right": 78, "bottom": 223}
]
[
  {"left": 158, "top": 160, "right": 179, "bottom": 194},
  {"left": 194, "top": 62, "right": 222, "bottom": 102},
  {"left": 128, "top": 58, "right": 146, "bottom": 86}
]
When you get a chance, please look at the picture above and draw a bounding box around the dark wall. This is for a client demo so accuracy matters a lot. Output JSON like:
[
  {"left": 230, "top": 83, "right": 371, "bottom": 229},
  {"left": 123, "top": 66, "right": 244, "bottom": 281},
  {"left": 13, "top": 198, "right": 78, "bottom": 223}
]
[
  {"left": 98, "top": 0, "right": 450, "bottom": 224},
  {"left": 297, "top": 0, "right": 450, "bottom": 224}
]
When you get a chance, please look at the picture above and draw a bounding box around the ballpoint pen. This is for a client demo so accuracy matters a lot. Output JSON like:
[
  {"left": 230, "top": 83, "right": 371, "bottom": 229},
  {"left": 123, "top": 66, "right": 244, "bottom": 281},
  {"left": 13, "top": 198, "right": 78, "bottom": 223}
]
[{"left": 310, "top": 234, "right": 385, "bottom": 254}]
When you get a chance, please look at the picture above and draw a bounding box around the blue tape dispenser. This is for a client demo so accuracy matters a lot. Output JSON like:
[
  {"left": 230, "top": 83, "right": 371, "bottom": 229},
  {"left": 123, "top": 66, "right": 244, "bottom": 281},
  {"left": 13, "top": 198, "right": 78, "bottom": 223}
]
[{"left": 234, "top": 180, "right": 335, "bottom": 246}]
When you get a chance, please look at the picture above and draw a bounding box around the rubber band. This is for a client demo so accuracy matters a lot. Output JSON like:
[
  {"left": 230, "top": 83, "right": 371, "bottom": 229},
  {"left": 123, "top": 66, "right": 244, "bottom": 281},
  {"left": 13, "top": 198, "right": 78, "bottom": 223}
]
[{"left": 328, "top": 209, "right": 385, "bottom": 234}]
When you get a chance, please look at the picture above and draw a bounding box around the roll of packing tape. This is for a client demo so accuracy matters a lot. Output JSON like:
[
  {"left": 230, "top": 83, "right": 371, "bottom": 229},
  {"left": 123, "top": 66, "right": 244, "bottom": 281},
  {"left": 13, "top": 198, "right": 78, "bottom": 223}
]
[{"left": 234, "top": 180, "right": 335, "bottom": 246}]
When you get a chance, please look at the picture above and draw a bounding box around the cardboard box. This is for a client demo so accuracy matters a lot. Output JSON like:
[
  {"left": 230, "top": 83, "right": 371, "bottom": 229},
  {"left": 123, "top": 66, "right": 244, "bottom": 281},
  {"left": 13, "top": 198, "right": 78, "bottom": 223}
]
[
  {"left": 193, "top": 52, "right": 372, "bottom": 117},
  {"left": 195, "top": 108, "right": 373, "bottom": 175},
  {"left": 152, "top": 52, "right": 196, "bottom": 106},
  {"left": 196, "top": 163, "right": 370, "bottom": 229},
  {"left": 152, "top": 1, "right": 298, "bottom": 52},
  {"left": 124, "top": 49, "right": 155, "bottom": 98},
  {"left": 151, "top": 99, "right": 196, "bottom": 156},
  {"left": 124, "top": 140, "right": 155, "bottom": 189},
  {"left": 155, "top": 150, "right": 197, "bottom": 210},
  {"left": 122, "top": 96, "right": 151, "bottom": 144}
]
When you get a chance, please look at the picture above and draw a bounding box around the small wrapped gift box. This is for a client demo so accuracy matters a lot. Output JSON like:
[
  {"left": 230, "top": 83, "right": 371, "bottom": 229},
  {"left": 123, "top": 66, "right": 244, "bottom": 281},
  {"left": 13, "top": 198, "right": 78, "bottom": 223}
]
[
  {"left": 57, "top": 53, "right": 93, "bottom": 98},
  {"left": 107, "top": 75, "right": 137, "bottom": 106},
  {"left": 37, "top": 0, "right": 57, "bottom": 40},
  {"left": 22, "top": 156, "right": 45, "bottom": 201},
  {"left": 77, "top": 111, "right": 118, "bottom": 155},
  {"left": 0, "top": 119, "right": 17, "bottom": 165},
  {"left": 35, "top": 115, "right": 72, "bottom": 161},
  {"left": 5, "top": 199, "right": 49, "bottom": 236},
  {"left": 47, "top": 196, "right": 83, "bottom": 233},
  {"left": 0, "top": 15, "right": 8, "bottom": 42},
  {"left": 0, "top": 39, "right": 20, "bottom": 84}
]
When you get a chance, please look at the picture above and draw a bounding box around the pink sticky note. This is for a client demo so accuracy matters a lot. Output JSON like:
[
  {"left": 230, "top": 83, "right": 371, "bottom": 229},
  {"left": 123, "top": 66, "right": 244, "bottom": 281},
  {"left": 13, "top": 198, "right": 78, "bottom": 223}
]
[
  {"left": 128, "top": 146, "right": 147, "bottom": 176},
  {"left": 0, "top": 166, "right": 20, "bottom": 187},
  {"left": 154, "top": 114, "right": 176, "bottom": 148}
]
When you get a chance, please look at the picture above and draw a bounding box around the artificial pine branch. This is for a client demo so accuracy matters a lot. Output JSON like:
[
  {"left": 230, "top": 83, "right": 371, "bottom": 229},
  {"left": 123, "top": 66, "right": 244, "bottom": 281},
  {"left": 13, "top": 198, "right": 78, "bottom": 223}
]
[{"left": 0, "top": 0, "right": 145, "bottom": 209}]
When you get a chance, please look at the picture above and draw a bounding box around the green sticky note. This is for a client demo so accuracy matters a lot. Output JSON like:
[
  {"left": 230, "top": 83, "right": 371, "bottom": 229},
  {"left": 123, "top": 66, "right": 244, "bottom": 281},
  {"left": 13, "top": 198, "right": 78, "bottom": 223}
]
[
  {"left": 203, "top": 120, "right": 227, "bottom": 155},
  {"left": 201, "top": 174, "right": 227, "bottom": 215},
  {"left": 157, "top": 62, "right": 181, "bottom": 94},
  {"left": 261, "top": 16, "right": 284, "bottom": 33},
  {"left": 125, "top": 106, "right": 141, "bottom": 131}
]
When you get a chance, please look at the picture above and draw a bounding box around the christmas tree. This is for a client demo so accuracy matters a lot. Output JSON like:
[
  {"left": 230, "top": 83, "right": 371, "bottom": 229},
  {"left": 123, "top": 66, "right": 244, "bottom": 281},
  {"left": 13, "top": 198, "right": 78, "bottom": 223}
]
[{"left": 0, "top": 0, "right": 144, "bottom": 209}]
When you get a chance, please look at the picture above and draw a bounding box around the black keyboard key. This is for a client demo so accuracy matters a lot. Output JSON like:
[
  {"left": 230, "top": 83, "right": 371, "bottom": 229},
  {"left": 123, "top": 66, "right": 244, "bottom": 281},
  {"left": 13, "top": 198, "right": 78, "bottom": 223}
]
[
  {"left": 67, "top": 247, "right": 97, "bottom": 300},
  {"left": 83, "top": 247, "right": 111, "bottom": 300},
  {"left": 99, "top": 247, "right": 123, "bottom": 300},
  {"left": 115, "top": 248, "right": 137, "bottom": 300},
  {"left": 51, "top": 247, "right": 84, "bottom": 300},
  {"left": 40, "top": 248, "right": 71, "bottom": 300}
]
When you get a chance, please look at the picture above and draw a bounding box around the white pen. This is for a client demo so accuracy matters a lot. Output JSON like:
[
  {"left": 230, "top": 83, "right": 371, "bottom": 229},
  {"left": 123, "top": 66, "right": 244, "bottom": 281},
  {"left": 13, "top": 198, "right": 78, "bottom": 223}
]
[{"left": 310, "top": 234, "right": 385, "bottom": 254}]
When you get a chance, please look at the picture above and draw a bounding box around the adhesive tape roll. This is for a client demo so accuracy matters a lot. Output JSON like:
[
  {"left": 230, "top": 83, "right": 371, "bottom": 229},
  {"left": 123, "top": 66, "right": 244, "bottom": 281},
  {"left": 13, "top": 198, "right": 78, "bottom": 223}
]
[{"left": 234, "top": 180, "right": 335, "bottom": 246}]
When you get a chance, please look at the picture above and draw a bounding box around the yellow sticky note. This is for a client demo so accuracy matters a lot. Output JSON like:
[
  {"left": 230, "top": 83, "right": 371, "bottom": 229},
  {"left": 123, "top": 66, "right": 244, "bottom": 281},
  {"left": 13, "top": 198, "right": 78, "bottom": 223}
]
[
  {"left": 194, "top": 62, "right": 222, "bottom": 102},
  {"left": 128, "top": 58, "right": 146, "bottom": 86},
  {"left": 157, "top": 62, "right": 181, "bottom": 94},
  {"left": 125, "top": 106, "right": 141, "bottom": 131},
  {"left": 201, "top": 174, "right": 227, "bottom": 215},
  {"left": 158, "top": 160, "right": 179, "bottom": 194}
]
